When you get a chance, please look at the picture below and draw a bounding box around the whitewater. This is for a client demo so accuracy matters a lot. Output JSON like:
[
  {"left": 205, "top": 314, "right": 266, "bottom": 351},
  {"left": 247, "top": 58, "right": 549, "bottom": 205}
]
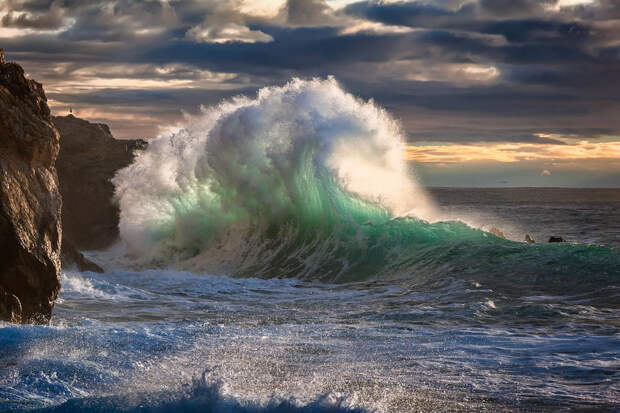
[{"left": 1, "top": 78, "right": 618, "bottom": 412}]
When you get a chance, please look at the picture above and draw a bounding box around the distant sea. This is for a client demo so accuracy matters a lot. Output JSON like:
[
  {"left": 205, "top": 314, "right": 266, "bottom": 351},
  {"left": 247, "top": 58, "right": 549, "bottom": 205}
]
[{"left": 430, "top": 187, "right": 620, "bottom": 248}]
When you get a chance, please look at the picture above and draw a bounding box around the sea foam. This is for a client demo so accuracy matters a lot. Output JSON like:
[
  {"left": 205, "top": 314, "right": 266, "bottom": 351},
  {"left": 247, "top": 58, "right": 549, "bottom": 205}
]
[{"left": 113, "top": 77, "right": 436, "bottom": 272}]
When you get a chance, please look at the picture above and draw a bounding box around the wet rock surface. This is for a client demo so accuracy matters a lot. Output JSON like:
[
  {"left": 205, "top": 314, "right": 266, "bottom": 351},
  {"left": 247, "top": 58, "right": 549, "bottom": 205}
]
[
  {"left": 61, "top": 238, "right": 104, "bottom": 273},
  {"left": 53, "top": 115, "right": 146, "bottom": 250},
  {"left": 0, "top": 57, "right": 62, "bottom": 323}
]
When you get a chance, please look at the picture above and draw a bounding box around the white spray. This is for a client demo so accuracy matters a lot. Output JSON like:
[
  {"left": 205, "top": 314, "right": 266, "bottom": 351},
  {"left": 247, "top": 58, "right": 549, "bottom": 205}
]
[{"left": 113, "top": 77, "right": 436, "bottom": 268}]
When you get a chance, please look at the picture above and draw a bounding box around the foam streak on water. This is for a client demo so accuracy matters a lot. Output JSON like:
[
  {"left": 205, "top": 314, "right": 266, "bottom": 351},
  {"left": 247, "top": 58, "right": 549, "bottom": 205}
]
[{"left": 0, "top": 267, "right": 618, "bottom": 412}]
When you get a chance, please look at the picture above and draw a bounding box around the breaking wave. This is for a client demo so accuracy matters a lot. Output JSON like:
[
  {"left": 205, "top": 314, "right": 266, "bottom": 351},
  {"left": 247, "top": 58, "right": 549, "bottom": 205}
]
[{"left": 113, "top": 77, "right": 620, "bottom": 291}]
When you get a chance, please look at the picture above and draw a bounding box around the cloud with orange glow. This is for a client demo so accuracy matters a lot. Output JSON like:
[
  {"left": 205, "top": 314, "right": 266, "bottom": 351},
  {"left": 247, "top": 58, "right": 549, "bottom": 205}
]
[{"left": 406, "top": 140, "right": 620, "bottom": 164}]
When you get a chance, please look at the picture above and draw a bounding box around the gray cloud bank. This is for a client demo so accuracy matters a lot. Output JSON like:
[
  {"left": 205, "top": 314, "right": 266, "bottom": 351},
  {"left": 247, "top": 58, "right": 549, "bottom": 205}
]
[{"left": 1, "top": 0, "right": 619, "bottom": 146}]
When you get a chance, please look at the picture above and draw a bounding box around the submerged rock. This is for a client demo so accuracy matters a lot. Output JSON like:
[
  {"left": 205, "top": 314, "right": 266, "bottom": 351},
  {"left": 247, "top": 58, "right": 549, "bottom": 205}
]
[
  {"left": 524, "top": 234, "right": 536, "bottom": 243},
  {"left": 0, "top": 56, "right": 62, "bottom": 323},
  {"left": 548, "top": 236, "right": 565, "bottom": 243},
  {"left": 488, "top": 227, "right": 506, "bottom": 239},
  {"left": 53, "top": 115, "right": 146, "bottom": 250},
  {"left": 61, "top": 238, "right": 104, "bottom": 273},
  {"left": 0, "top": 285, "right": 22, "bottom": 323}
]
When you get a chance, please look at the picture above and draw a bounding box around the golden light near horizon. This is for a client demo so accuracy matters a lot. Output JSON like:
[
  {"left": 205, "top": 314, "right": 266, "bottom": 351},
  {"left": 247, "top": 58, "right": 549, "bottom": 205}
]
[{"left": 405, "top": 140, "right": 620, "bottom": 164}]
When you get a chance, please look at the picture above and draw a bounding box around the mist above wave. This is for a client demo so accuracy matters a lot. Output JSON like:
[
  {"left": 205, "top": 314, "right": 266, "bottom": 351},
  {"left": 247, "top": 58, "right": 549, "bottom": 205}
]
[
  {"left": 113, "top": 77, "right": 439, "bottom": 272},
  {"left": 111, "top": 77, "right": 620, "bottom": 289}
]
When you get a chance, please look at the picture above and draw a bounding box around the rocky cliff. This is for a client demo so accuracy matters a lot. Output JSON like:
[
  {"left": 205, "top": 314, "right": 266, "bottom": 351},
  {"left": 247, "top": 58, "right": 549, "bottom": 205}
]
[
  {"left": 0, "top": 54, "right": 62, "bottom": 323},
  {"left": 53, "top": 115, "right": 146, "bottom": 251}
]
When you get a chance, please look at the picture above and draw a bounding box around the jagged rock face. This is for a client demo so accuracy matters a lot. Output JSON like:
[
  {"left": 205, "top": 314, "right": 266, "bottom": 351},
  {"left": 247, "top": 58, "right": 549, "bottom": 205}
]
[
  {"left": 53, "top": 115, "right": 146, "bottom": 250},
  {"left": 0, "top": 61, "right": 62, "bottom": 324},
  {"left": 61, "top": 237, "right": 104, "bottom": 273}
]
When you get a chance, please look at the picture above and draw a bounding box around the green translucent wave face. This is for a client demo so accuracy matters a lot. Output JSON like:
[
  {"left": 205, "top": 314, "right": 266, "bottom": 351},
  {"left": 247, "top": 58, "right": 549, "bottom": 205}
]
[
  {"left": 129, "top": 129, "right": 620, "bottom": 294},
  {"left": 143, "top": 141, "right": 503, "bottom": 282},
  {"left": 114, "top": 79, "right": 620, "bottom": 295}
]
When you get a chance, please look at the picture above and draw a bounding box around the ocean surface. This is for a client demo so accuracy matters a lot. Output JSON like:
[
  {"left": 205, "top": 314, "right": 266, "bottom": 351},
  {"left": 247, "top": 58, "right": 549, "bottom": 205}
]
[
  {"left": 1, "top": 80, "right": 619, "bottom": 412},
  {"left": 0, "top": 188, "right": 617, "bottom": 413}
]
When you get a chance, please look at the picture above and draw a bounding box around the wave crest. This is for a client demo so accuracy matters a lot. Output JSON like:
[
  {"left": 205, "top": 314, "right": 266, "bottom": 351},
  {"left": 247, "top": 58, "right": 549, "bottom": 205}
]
[
  {"left": 113, "top": 77, "right": 620, "bottom": 290},
  {"left": 113, "top": 78, "right": 441, "bottom": 276}
]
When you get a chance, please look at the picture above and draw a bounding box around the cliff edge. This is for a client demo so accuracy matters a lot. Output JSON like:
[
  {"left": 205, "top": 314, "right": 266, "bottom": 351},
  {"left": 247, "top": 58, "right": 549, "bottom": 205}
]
[
  {"left": 53, "top": 115, "right": 146, "bottom": 251},
  {"left": 0, "top": 52, "right": 62, "bottom": 323}
]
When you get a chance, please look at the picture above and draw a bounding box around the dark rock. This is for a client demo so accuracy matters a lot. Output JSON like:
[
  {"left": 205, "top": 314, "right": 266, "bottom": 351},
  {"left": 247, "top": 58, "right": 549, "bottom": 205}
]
[
  {"left": 548, "top": 236, "right": 565, "bottom": 243},
  {"left": 0, "top": 285, "right": 22, "bottom": 323},
  {"left": 61, "top": 238, "right": 104, "bottom": 273},
  {"left": 0, "top": 59, "right": 62, "bottom": 323},
  {"left": 488, "top": 227, "right": 506, "bottom": 239},
  {"left": 524, "top": 234, "right": 536, "bottom": 243},
  {"left": 53, "top": 115, "right": 146, "bottom": 250}
]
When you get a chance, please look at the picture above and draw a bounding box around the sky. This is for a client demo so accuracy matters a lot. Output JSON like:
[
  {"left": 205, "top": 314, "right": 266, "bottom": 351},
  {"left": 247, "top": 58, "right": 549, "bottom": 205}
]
[{"left": 2, "top": 0, "right": 620, "bottom": 187}]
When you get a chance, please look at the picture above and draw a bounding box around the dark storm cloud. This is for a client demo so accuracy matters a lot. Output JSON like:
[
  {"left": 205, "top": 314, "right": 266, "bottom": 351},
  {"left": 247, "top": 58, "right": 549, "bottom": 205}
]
[
  {"left": 2, "top": 0, "right": 619, "bottom": 143},
  {"left": 420, "top": 29, "right": 594, "bottom": 65},
  {"left": 284, "top": 0, "right": 334, "bottom": 25},
  {"left": 561, "top": 0, "right": 620, "bottom": 20},
  {"left": 142, "top": 27, "right": 420, "bottom": 75},
  {"left": 2, "top": 0, "right": 56, "bottom": 14},
  {"left": 478, "top": 0, "right": 557, "bottom": 17},
  {"left": 343, "top": 0, "right": 474, "bottom": 29},
  {"left": 138, "top": 26, "right": 597, "bottom": 79},
  {"left": 1, "top": 7, "right": 64, "bottom": 30},
  {"left": 480, "top": 19, "right": 591, "bottom": 43},
  {"left": 48, "top": 86, "right": 259, "bottom": 108}
]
